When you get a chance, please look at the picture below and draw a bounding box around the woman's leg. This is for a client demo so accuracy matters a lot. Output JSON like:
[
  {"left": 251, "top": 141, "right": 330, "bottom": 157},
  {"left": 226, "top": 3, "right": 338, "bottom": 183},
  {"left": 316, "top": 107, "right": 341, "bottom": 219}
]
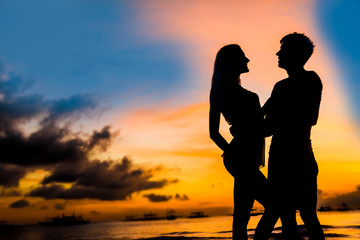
[
  {"left": 233, "top": 178, "right": 254, "bottom": 240},
  {"left": 253, "top": 170, "right": 269, "bottom": 207}
]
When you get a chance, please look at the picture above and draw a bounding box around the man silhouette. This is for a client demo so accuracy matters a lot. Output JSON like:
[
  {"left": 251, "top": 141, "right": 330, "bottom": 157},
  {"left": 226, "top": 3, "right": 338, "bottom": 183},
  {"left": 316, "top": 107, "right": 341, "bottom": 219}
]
[{"left": 255, "top": 33, "right": 325, "bottom": 240}]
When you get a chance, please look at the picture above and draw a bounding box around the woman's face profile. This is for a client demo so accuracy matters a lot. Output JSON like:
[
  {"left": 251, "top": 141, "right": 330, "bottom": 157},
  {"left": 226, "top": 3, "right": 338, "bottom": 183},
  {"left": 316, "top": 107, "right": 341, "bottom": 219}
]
[{"left": 237, "top": 49, "right": 250, "bottom": 74}]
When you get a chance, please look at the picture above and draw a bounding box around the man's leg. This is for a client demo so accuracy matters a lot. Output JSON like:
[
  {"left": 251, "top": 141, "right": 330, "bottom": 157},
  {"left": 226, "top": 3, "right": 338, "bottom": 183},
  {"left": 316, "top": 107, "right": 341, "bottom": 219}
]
[
  {"left": 299, "top": 176, "right": 325, "bottom": 240},
  {"left": 299, "top": 208, "right": 325, "bottom": 240},
  {"left": 274, "top": 180, "right": 299, "bottom": 240},
  {"left": 254, "top": 210, "right": 278, "bottom": 240},
  {"left": 280, "top": 209, "right": 299, "bottom": 240}
]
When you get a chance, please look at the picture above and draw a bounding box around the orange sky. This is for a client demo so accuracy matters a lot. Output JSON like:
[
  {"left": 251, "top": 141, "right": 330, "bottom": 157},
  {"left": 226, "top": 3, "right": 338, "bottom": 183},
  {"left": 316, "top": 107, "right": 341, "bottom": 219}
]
[
  {"left": 1, "top": 0, "right": 360, "bottom": 224},
  {"left": 112, "top": 0, "right": 360, "bottom": 211},
  {"left": 115, "top": 0, "right": 360, "bottom": 195}
]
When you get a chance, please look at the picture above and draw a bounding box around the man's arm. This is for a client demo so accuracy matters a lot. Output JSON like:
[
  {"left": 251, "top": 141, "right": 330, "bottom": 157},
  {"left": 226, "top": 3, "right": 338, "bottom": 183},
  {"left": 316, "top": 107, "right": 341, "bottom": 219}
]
[{"left": 262, "top": 83, "right": 280, "bottom": 137}]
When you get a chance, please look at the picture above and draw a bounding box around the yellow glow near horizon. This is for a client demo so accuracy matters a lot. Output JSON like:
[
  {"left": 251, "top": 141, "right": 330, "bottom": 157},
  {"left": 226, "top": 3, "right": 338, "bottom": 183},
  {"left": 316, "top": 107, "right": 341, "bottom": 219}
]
[
  {"left": 1, "top": 0, "right": 360, "bottom": 224},
  {"left": 114, "top": 0, "right": 360, "bottom": 202}
]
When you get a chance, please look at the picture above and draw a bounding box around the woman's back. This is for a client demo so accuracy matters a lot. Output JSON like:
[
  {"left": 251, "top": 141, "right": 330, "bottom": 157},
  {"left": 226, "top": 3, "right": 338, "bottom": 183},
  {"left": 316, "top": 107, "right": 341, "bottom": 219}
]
[{"left": 212, "top": 85, "right": 265, "bottom": 173}]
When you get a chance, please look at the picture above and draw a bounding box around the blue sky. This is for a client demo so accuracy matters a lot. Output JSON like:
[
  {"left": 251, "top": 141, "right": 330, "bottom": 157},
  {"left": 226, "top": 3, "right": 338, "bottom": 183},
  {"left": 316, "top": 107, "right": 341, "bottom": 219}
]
[
  {"left": 316, "top": 0, "right": 360, "bottom": 123},
  {"left": 0, "top": 0, "right": 358, "bottom": 122},
  {"left": 0, "top": 1, "right": 186, "bottom": 107}
]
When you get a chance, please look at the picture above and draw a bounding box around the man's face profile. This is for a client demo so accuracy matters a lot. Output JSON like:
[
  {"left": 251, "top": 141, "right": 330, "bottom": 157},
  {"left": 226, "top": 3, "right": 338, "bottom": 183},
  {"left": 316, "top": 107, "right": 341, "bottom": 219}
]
[
  {"left": 276, "top": 41, "right": 305, "bottom": 70},
  {"left": 276, "top": 43, "right": 292, "bottom": 69}
]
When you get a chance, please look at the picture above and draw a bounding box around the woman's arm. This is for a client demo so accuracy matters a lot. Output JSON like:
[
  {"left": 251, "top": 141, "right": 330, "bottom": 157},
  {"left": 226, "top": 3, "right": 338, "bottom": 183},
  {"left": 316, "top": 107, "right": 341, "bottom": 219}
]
[
  {"left": 262, "top": 97, "right": 273, "bottom": 137},
  {"left": 209, "top": 104, "right": 229, "bottom": 152}
]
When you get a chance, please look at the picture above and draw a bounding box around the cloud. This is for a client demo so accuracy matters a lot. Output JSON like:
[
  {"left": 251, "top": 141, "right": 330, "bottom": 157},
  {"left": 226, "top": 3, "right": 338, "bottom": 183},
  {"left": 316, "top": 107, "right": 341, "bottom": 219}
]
[
  {"left": 0, "top": 60, "right": 177, "bottom": 200},
  {"left": 1, "top": 124, "right": 88, "bottom": 167},
  {"left": 0, "top": 66, "right": 100, "bottom": 170},
  {"left": 0, "top": 61, "right": 106, "bottom": 186},
  {"left": 9, "top": 199, "right": 30, "bottom": 208},
  {"left": 0, "top": 93, "right": 45, "bottom": 130},
  {"left": 143, "top": 193, "right": 172, "bottom": 202},
  {"left": 175, "top": 193, "right": 189, "bottom": 201},
  {"left": 28, "top": 157, "right": 174, "bottom": 201},
  {"left": 0, "top": 68, "right": 34, "bottom": 99},
  {"left": 54, "top": 202, "right": 67, "bottom": 210},
  {"left": 321, "top": 185, "right": 360, "bottom": 208},
  {"left": 88, "top": 125, "right": 118, "bottom": 152},
  {"left": 90, "top": 210, "right": 100, "bottom": 215},
  {"left": 45, "top": 94, "right": 96, "bottom": 123},
  {"left": 0, "top": 164, "right": 27, "bottom": 187},
  {"left": 0, "top": 188, "right": 22, "bottom": 197},
  {"left": 0, "top": 65, "right": 96, "bottom": 133}
]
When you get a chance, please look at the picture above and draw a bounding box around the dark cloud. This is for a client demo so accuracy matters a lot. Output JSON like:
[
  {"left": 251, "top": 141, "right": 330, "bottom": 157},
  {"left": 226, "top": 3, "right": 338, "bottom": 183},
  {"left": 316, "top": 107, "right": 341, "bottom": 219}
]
[
  {"left": 143, "top": 193, "right": 172, "bottom": 202},
  {"left": 0, "top": 188, "right": 22, "bottom": 197},
  {"left": 41, "top": 164, "right": 81, "bottom": 185},
  {"left": 90, "top": 210, "right": 100, "bottom": 215},
  {"left": 175, "top": 193, "right": 189, "bottom": 201},
  {"left": 0, "top": 73, "right": 99, "bottom": 169},
  {"left": 9, "top": 199, "right": 30, "bottom": 208},
  {"left": 320, "top": 185, "right": 360, "bottom": 208},
  {"left": 0, "top": 70, "right": 34, "bottom": 100},
  {"left": 0, "top": 72, "right": 115, "bottom": 186},
  {"left": 0, "top": 124, "right": 89, "bottom": 167},
  {"left": 40, "top": 205, "right": 48, "bottom": 210},
  {"left": 29, "top": 158, "right": 174, "bottom": 201},
  {"left": 0, "top": 94, "right": 45, "bottom": 129},
  {"left": 1, "top": 73, "right": 94, "bottom": 130},
  {"left": 0, "top": 164, "right": 27, "bottom": 187},
  {"left": 54, "top": 202, "right": 66, "bottom": 210},
  {"left": 44, "top": 94, "right": 96, "bottom": 124},
  {"left": 88, "top": 125, "right": 117, "bottom": 152},
  {"left": 0, "top": 60, "right": 177, "bottom": 200}
]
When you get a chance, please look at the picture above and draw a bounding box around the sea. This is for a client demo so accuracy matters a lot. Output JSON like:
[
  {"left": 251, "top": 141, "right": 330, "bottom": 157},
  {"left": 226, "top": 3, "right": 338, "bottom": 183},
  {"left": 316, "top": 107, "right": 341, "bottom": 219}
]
[{"left": 1, "top": 211, "right": 359, "bottom": 240}]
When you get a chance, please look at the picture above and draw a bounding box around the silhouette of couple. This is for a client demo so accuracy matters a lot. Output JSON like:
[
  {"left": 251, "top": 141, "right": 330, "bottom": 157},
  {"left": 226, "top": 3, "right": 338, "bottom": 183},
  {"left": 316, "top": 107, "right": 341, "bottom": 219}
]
[{"left": 209, "top": 32, "right": 325, "bottom": 240}]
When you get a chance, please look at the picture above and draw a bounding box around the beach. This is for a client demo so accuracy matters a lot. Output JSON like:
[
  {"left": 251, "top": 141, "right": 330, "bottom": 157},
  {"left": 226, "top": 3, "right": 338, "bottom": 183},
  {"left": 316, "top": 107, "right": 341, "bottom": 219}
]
[{"left": 1, "top": 210, "right": 359, "bottom": 240}]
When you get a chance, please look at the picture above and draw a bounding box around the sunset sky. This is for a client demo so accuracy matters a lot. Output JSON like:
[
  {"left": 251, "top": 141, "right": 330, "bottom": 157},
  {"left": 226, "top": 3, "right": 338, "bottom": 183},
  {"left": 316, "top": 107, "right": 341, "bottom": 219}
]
[{"left": 0, "top": 0, "right": 359, "bottom": 224}]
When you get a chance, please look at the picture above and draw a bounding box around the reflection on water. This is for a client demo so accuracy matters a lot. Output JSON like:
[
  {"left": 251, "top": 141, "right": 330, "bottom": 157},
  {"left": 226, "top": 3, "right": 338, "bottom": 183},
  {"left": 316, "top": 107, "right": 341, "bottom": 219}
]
[{"left": 1, "top": 211, "right": 359, "bottom": 240}]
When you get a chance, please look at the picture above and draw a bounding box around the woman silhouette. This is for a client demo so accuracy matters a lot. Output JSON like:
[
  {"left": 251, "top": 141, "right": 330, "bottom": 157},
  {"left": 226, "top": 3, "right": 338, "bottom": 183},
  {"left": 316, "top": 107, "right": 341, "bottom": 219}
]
[{"left": 209, "top": 44, "right": 268, "bottom": 240}]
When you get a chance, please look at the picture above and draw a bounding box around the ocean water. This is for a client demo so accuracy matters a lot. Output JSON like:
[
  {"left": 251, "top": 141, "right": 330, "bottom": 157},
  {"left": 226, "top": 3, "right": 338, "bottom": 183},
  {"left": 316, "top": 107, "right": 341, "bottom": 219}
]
[{"left": 1, "top": 211, "right": 359, "bottom": 240}]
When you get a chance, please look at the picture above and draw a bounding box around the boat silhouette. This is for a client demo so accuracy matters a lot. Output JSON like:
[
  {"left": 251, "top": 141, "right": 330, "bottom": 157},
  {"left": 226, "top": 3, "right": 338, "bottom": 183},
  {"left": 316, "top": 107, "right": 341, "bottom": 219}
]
[
  {"left": 124, "top": 212, "right": 159, "bottom": 221},
  {"left": 187, "top": 211, "right": 209, "bottom": 218},
  {"left": 124, "top": 210, "right": 178, "bottom": 221},
  {"left": 318, "top": 205, "right": 333, "bottom": 212},
  {"left": 337, "top": 202, "right": 351, "bottom": 211},
  {"left": 38, "top": 213, "right": 89, "bottom": 226},
  {"left": 166, "top": 209, "right": 177, "bottom": 220}
]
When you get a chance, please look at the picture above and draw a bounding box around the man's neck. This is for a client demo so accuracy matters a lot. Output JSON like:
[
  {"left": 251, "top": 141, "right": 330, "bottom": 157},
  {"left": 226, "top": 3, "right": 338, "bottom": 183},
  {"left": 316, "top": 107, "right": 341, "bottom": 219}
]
[{"left": 286, "top": 66, "right": 306, "bottom": 78}]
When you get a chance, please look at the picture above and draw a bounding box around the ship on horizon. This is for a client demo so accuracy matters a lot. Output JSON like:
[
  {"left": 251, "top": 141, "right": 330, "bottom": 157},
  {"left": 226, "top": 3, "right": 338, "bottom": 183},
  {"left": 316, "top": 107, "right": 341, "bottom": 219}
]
[
  {"left": 124, "top": 209, "right": 178, "bottom": 221},
  {"left": 38, "top": 213, "right": 90, "bottom": 226},
  {"left": 187, "top": 211, "right": 209, "bottom": 218}
]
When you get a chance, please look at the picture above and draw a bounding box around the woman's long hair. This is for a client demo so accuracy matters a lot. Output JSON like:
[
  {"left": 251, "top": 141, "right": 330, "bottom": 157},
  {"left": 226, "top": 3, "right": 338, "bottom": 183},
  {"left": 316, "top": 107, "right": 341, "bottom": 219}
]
[{"left": 210, "top": 44, "right": 243, "bottom": 109}]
